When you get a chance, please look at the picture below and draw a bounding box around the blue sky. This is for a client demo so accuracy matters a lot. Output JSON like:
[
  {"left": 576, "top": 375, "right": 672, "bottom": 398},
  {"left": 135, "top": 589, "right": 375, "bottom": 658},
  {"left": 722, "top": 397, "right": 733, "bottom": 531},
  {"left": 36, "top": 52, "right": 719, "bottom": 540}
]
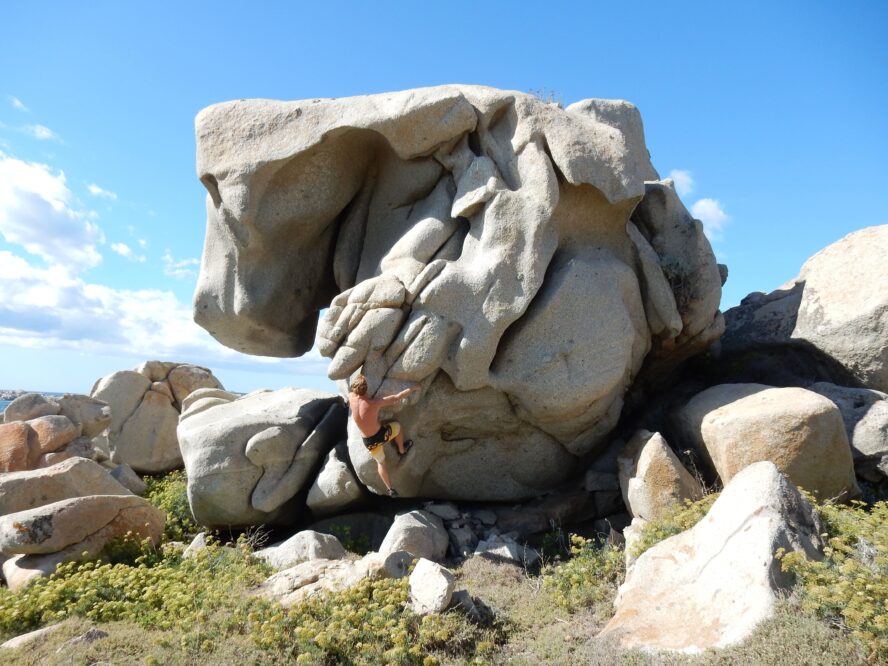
[{"left": 1, "top": 1, "right": 886, "bottom": 394}]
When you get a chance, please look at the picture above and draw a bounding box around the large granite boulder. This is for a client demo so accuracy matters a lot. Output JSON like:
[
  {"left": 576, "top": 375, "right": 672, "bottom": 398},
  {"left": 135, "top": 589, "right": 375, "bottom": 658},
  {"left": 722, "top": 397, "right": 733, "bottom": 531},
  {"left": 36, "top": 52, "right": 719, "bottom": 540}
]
[
  {"left": 600, "top": 461, "right": 823, "bottom": 653},
  {"left": 306, "top": 443, "right": 367, "bottom": 516},
  {"left": 91, "top": 362, "right": 223, "bottom": 473},
  {"left": 718, "top": 225, "right": 888, "bottom": 391},
  {"left": 192, "top": 85, "right": 724, "bottom": 500},
  {"left": 0, "top": 494, "right": 164, "bottom": 590},
  {"left": 178, "top": 388, "right": 346, "bottom": 527},
  {"left": 676, "top": 383, "right": 859, "bottom": 499}
]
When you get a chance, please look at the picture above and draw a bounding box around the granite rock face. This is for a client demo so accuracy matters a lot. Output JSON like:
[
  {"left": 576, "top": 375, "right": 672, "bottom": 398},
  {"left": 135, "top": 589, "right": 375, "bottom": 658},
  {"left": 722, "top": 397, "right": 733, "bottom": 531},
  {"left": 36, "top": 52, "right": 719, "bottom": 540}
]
[
  {"left": 718, "top": 226, "right": 888, "bottom": 391},
  {"left": 193, "top": 85, "right": 723, "bottom": 500},
  {"left": 676, "top": 383, "right": 859, "bottom": 500},
  {"left": 91, "top": 362, "right": 223, "bottom": 473},
  {"left": 177, "top": 388, "right": 346, "bottom": 527},
  {"left": 600, "top": 461, "right": 823, "bottom": 653}
]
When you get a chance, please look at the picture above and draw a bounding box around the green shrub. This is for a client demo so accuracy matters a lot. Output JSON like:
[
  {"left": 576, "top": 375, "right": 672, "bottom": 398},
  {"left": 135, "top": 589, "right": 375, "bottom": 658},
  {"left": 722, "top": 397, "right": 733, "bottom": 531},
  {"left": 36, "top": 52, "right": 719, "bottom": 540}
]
[
  {"left": 542, "top": 535, "right": 625, "bottom": 618},
  {"left": 630, "top": 493, "right": 720, "bottom": 558},
  {"left": 778, "top": 499, "right": 887, "bottom": 662},
  {"left": 144, "top": 470, "right": 199, "bottom": 541},
  {"left": 325, "top": 524, "right": 371, "bottom": 555}
]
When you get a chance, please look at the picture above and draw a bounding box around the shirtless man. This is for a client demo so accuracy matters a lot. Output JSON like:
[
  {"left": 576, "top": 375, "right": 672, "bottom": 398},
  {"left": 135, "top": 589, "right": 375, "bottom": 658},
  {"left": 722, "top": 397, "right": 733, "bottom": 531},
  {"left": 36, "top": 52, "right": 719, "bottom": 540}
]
[{"left": 347, "top": 374, "right": 419, "bottom": 497}]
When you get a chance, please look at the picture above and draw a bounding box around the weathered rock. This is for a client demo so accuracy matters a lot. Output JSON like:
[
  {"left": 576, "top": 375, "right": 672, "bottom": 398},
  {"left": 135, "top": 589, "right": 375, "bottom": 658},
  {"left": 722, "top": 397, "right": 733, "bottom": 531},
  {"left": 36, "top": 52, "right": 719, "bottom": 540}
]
[
  {"left": 0, "top": 421, "right": 33, "bottom": 472},
  {"left": 178, "top": 388, "right": 346, "bottom": 527},
  {"left": 718, "top": 226, "right": 888, "bottom": 391},
  {"left": 379, "top": 510, "right": 448, "bottom": 561},
  {"left": 0, "top": 458, "right": 131, "bottom": 516},
  {"left": 63, "top": 436, "right": 99, "bottom": 461},
  {"left": 600, "top": 461, "right": 823, "bottom": 653},
  {"left": 0, "top": 495, "right": 164, "bottom": 589},
  {"left": 424, "top": 502, "right": 461, "bottom": 521},
  {"left": 259, "top": 550, "right": 411, "bottom": 607},
  {"left": 182, "top": 532, "right": 208, "bottom": 559},
  {"left": 0, "top": 622, "right": 67, "bottom": 650},
  {"left": 167, "top": 364, "right": 223, "bottom": 409},
  {"left": 192, "top": 85, "right": 724, "bottom": 500},
  {"left": 2, "top": 393, "right": 59, "bottom": 423},
  {"left": 677, "top": 384, "right": 859, "bottom": 499},
  {"left": 254, "top": 530, "right": 346, "bottom": 570},
  {"left": 584, "top": 470, "right": 620, "bottom": 492},
  {"left": 808, "top": 382, "right": 888, "bottom": 481},
  {"left": 306, "top": 444, "right": 365, "bottom": 517},
  {"left": 0, "top": 494, "right": 163, "bottom": 555},
  {"left": 56, "top": 394, "right": 111, "bottom": 438},
  {"left": 474, "top": 534, "right": 540, "bottom": 567},
  {"left": 109, "top": 463, "right": 147, "bottom": 495},
  {"left": 91, "top": 364, "right": 225, "bottom": 474},
  {"left": 56, "top": 628, "right": 108, "bottom": 652},
  {"left": 618, "top": 430, "right": 702, "bottom": 520},
  {"left": 447, "top": 525, "right": 478, "bottom": 559},
  {"left": 28, "top": 415, "right": 81, "bottom": 454},
  {"left": 409, "top": 558, "right": 455, "bottom": 614}
]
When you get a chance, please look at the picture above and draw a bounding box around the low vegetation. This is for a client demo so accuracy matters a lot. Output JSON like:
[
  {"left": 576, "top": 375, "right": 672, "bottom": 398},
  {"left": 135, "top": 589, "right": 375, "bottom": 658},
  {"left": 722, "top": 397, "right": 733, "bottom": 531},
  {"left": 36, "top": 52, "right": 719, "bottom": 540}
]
[
  {"left": 0, "top": 471, "right": 883, "bottom": 664},
  {"left": 144, "top": 470, "right": 199, "bottom": 542}
]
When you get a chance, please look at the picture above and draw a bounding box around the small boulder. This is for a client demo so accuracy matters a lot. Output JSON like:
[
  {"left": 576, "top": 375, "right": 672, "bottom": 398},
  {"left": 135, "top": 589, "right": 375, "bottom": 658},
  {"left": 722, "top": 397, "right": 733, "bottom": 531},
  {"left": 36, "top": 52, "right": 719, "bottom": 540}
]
[
  {"left": 409, "top": 558, "right": 455, "bottom": 615},
  {"left": 183, "top": 532, "right": 208, "bottom": 559},
  {"left": 3, "top": 393, "right": 59, "bottom": 423},
  {"left": 254, "top": 530, "right": 346, "bottom": 570},
  {"left": 306, "top": 444, "right": 366, "bottom": 517},
  {"left": 618, "top": 430, "right": 702, "bottom": 520},
  {"left": 0, "top": 458, "right": 131, "bottom": 516},
  {"left": 167, "top": 364, "right": 223, "bottom": 409},
  {"left": 109, "top": 463, "right": 147, "bottom": 495},
  {"left": 380, "top": 510, "right": 448, "bottom": 562},
  {"left": 677, "top": 383, "right": 859, "bottom": 499},
  {"left": 474, "top": 534, "right": 540, "bottom": 567},
  {"left": 0, "top": 421, "right": 33, "bottom": 472},
  {"left": 808, "top": 382, "right": 888, "bottom": 482},
  {"left": 424, "top": 502, "right": 461, "bottom": 521},
  {"left": 28, "top": 415, "right": 81, "bottom": 455},
  {"left": 600, "top": 461, "right": 822, "bottom": 653},
  {"left": 56, "top": 394, "right": 111, "bottom": 438}
]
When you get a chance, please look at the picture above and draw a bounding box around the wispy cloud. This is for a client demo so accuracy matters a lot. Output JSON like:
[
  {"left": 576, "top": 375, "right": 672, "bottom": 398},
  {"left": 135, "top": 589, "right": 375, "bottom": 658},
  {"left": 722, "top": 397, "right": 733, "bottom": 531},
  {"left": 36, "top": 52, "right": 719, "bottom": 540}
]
[
  {"left": 8, "top": 96, "right": 29, "bottom": 113},
  {"left": 110, "top": 242, "right": 146, "bottom": 263},
  {"left": 691, "top": 198, "right": 730, "bottom": 240},
  {"left": 162, "top": 250, "right": 200, "bottom": 279},
  {"left": 87, "top": 183, "right": 117, "bottom": 200},
  {"left": 24, "top": 124, "right": 61, "bottom": 142},
  {"left": 0, "top": 249, "right": 329, "bottom": 378},
  {"left": 0, "top": 152, "right": 104, "bottom": 270},
  {"left": 668, "top": 169, "right": 694, "bottom": 198},
  {"left": 138, "top": 238, "right": 148, "bottom": 249}
]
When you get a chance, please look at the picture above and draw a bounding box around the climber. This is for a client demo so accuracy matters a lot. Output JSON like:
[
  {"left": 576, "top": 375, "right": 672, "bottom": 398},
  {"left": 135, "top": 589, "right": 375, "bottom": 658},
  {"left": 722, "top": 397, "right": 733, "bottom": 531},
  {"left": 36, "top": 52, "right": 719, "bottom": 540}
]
[{"left": 347, "top": 374, "right": 418, "bottom": 498}]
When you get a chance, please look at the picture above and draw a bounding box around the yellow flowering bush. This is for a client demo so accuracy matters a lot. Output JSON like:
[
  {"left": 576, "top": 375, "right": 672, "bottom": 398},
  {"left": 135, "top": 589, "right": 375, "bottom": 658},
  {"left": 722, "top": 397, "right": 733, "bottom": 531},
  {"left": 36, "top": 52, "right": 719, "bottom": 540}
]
[
  {"left": 144, "top": 470, "right": 199, "bottom": 541},
  {"left": 542, "top": 534, "right": 624, "bottom": 617},
  {"left": 630, "top": 493, "right": 719, "bottom": 558},
  {"left": 778, "top": 499, "right": 887, "bottom": 662}
]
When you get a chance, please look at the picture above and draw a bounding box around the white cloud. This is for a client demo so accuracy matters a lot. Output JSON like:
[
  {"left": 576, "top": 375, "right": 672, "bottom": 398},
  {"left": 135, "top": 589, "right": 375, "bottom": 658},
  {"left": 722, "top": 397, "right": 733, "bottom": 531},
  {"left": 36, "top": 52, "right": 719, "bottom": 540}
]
[
  {"left": 138, "top": 238, "right": 148, "bottom": 249},
  {"left": 9, "top": 96, "right": 29, "bottom": 112},
  {"left": 87, "top": 183, "right": 117, "bottom": 200},
  {"left": 668, "top": 169, "right": 694, "bottom": 198},
  {"left": 691, "top": 198, "right": 730, "bottom": 240},
  {"left": 110, "top": 242, "right": 146, "bottom": 263},
  {"left": 0, "top": 153, "right": 104, "bottom": 270},
  {"left": 162, "top": 250, "right": 200, "bottom": 279},
  {"left": 0, "top": 249, "right": 329, "bottom": 378},
  {"left": 24, "top": 124, "right": 60, "bottom": 141}
]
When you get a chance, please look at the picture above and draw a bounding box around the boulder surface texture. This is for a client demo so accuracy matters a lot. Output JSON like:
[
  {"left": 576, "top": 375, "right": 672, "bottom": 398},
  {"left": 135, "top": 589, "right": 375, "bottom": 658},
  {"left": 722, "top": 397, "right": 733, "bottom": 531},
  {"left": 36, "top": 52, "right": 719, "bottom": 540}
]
[
  {"left": 178, "top": 388, "right": 346, "bottom": 527},
  {"left": 677, "top": 383, "right": 859, "bottom": 499},
  {"left": 91, "top": 362, "right": 223, "bottom": 474},
  {"left": 192, "top": 85, "right": 724, "bottom": 500},
  {"left": 720, "top": 225, "right": 888, "bottom": 391},
  {"left": 600, "top": 461, "right": 823, "bottom": 653}
]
